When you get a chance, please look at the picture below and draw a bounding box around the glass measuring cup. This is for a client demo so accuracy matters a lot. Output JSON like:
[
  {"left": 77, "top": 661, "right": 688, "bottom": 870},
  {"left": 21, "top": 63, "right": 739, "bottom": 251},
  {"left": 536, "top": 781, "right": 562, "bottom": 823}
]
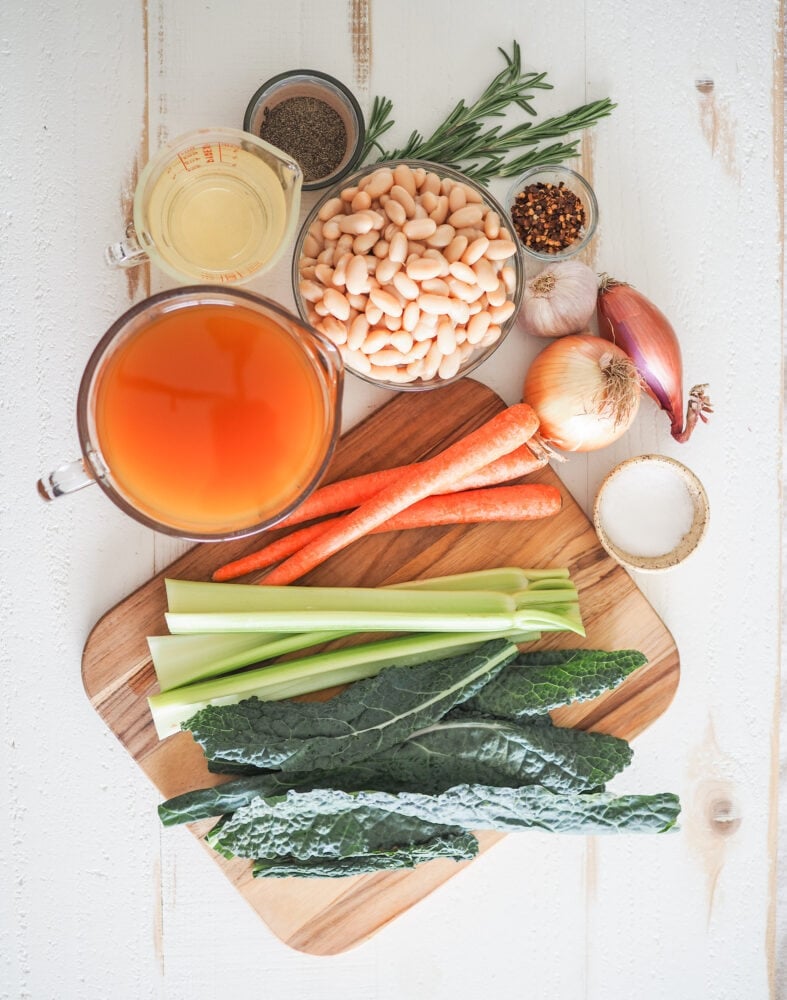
[
  {"left": 106, "top": 128, "right": 303, "bottom": 285},
  {"left": 38, "top": 287, "right": 344, "bottom": 541}
]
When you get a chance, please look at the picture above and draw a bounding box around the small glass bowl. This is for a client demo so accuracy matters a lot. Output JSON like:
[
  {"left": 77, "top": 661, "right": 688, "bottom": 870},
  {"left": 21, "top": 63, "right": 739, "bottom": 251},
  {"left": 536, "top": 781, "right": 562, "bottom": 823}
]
[
  {"left": 505, "top": 164, "right": 598, "bottom": 262},
  {"left": 593, "top": 454, "right": 710, "bottom": 572},
  {"left": 291, "top": 159, "right": 526, "bottom": 391},
  {"left": 244, "top": 69, "right": 365, "bottom": 191}
]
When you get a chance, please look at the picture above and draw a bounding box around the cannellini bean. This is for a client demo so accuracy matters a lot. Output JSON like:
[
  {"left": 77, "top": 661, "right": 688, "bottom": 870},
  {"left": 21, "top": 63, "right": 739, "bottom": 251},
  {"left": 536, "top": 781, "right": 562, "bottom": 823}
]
[
  {"left": 388, "top": 231, "right": 408, "bottom": 263},
  {"left": 422, "top": 171, "right": 442, "bottom": 195},
  {"left": 422, "top": 249, "right": 450, "bottom": 275},
  {"left": 423, "top": 340, "right": 443, "bottom": 377},
  {"left": 463, "top": 183, "right": 483, "bottom": 204},
  {"left": 436, "top": 319, "right": 456, "bottom": 355},
  {"left": 448, "top": 205, "right": 484, "bottom": 228},
  {"left": 472, "top": 257, "right": 499, "bottom": 293},
  {"left": 444, "top": 235, "right": 469, "bottom": 263},
  {"left": 481, "top": 324, "right": 502, "bottom": 346},
  {"left": 426, "top": 223, "right": 455, "bottom": 248},
  {"left": 375, "top": 256, "right": 401, "bottom": 284},
  {"left": 342, "top": 347, "right": 372, "bottom": 374},
  {"left": 322, "top": 220, "right": 342, "bottom": 241},
  {"left": 314, "top": 263, "right": 334, "bottom": 285},
  {"left": 486, "top": 281, "right": 507, "bottom": 308},
  {"left": 361, "top": 328, "right": 390, "bottom": 353},
  {"left": 448, "top": 298, "right": 470, "bottom": 325},
  {"left": 318, "top": 197, "right": 344, "bottom": 221},
  {"left": 303, "top": 234, "right": 321, "bottom": 258},
  {"left": 365, "top": 303, "right": 383, "bottom": 324},
  {"left": 407, "top": 241, "right": 427, "bottom": 258},
  {"left": 323, "top": 287, "right": 350, "bottom": 321},
  {"left": 429, "top": 195, "right": 450, "bottom": 225},
  {"left": 419, "top": 293, "right": 454, "bottom": 315},
  {"left": 448, "top": 260, "right": 477, "bottom": 284},
  {"left": 405, "top": 257, "right": 443, "bottom": 281},
  {"left": 448, "top": 184, "right": 467, "bottom": 213},
  {"left": 365, "top": 168, "right": 395, "bottom": 199},
  {"left": 420, "top": 191, "right": 439, "bottom": 213},
  {"left": 467, "top": 310, "right": 492, "bottom": 344},
  {"left": 369, "top": 287, "right": 404, "bottom": 318},
  {"left": 351, "top": 190, "right": 372, "bottom": 212},
  {"left": 383, "top": 199, "right": 407, "bottom": 226},
  {"left": 372, "top": 239, "right": 390, "bottom": 259},
  {"left": 337, "top": 233, "right": 355, "bottom": 254},
  {"left": 319, "top": 316, "right": 348, "bottom": 345},
  {"left": 390, "top": 330, "right": 414, "bottom": 354},
  {"left": 462, "top": 236, "right": 490, "bottom": 265},
  {"left": 348, "top": 314, "right": 370, "bottom": 349},
  {"left": 402, "top": 301, "right": 420, "bottom": 331},
  {"left": 420, "top": 277, "right": 451, "bottom": 296},
  {"left": 300, "top": 265, "right": 316, "bottom": 280},
  {"left": 490, "top": 301, "right": 516, "bottom": 324},
  {"left": 448, "top": 278, "right": 484, "bottom": 303},
  {"left": 501, "top": 265, "right": 517, "bottom": 293},
  {"left": 314, "top": 300, "right": 330, "bottom": 317},
  {"left": 384, "top": 313, "right": 402, "bottom": 332},
  {"left": 331, "top": 252, "right": 352, "bottom": 287},
  {"left": 485, "top": 239, "right": 517, "bottom": 261},
  {"left": 393, "top": 271, "right": 420, "bottom": 300},
  {"left": 402, "top": 217, "right": 437, "bottom": 240},
  {"left": 345, "top": 255, "right": 371, "bottom": 296},
  {"left": 347, "top": 292, "right": 367, "bottom": 310},
  {"left": 339, "top": 212, "right": 374, "bottom": 235},
  {"left": 368, "top": 347, "right": 407, "bottom": 367},
  {"left": 299, "top": 279, "right": 324, "bottom": 303},
  {"left": 390, "top": 184, "right": 416, "bottom": 217},
  {"left": 483, "top": 211, "right": 501, "bottom": 240},
  {"left": 407, "top": 358, "right": 425, "bottom": 379},
  {"left": 438, "top": 350, "right": 462, "bottom": 381},
  {"left": 352, "top": 230, "right": 379, "bottom": 254},
  {"left": 454, "top": 326, "right": 467, "bottom": 345},
  {"left": 393, "top": 163, "right": 417, "bottom": 196},
  {"left": 317, "top": 248, "right": 334, "bottom": 266}
]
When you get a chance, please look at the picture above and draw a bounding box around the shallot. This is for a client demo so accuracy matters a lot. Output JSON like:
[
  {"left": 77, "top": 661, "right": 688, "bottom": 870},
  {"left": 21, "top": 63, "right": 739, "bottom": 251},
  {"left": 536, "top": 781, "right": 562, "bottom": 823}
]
[
  {"left": 523, "top": 334, "right": 641, "bottom": 452},
  {"left": 596, "top": 276, "right": 712, "bottom": 443}
]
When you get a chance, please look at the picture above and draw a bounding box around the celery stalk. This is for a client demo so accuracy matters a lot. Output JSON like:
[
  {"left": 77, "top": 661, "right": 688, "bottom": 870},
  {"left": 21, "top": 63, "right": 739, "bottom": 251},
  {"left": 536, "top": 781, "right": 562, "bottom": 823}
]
[{"left": 148, "top": 628, "right": 539, "bottom": 740}]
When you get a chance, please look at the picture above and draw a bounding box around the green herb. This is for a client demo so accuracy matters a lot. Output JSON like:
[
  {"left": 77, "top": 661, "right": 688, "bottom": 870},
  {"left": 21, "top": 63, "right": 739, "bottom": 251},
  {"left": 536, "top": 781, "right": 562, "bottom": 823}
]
[
  {"left": 360, "top": 42, "right": 616, "bottom": 183},
  {"left": 251, "top": 835, "right": 477, "bottom": 878},
  {"left": 251, "top": 833, "right": 479, "bottom": 878},
  {"left": 206, "top": 784, "right": 680, "bottom": 863},
  {"left": 183, "top": 639, "right": 518, "bottom": 773},
  {"left": 463, "top": 648, "right": 648, "bottom": 718},
  {"left": 158, "top": 718, "right": 632, "bottom": 826}
]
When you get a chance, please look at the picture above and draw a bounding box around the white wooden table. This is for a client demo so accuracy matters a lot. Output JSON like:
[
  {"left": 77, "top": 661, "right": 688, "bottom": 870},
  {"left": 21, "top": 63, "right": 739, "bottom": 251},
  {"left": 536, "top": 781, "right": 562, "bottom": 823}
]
[{"left": 2, "top": 2, "right": 782, "bottom": 997}]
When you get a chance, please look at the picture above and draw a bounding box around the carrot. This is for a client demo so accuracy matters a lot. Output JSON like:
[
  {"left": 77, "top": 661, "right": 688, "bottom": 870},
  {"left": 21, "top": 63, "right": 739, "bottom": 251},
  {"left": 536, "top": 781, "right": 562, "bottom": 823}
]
[
  {"left": 260, "top": 403, "right": 540, "bottom": 586},
  {"left": 273, "top": 441, "right": 547, "bottom": 531},
  {"left": 213, "top": 483, "right": 561, "bottom": 581}
]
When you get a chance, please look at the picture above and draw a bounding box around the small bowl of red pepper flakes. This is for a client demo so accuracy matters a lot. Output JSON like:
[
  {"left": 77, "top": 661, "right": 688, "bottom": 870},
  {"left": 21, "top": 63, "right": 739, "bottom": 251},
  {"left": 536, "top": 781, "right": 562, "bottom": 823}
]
[{"left": 505, "top": 165, "right": 598, "bottom": 262}]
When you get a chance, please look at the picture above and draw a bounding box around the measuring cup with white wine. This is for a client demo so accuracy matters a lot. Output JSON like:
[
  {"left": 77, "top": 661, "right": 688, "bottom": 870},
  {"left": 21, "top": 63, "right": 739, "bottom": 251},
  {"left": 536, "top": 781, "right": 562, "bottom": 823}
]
[{"left": 106, "top": 127, "right": 302, "bottom": 285}]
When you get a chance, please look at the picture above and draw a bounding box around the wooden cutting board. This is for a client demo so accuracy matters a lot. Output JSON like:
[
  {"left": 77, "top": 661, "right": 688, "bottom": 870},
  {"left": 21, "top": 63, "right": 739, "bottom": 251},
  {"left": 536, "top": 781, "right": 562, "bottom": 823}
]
[{"left": 81, "top": 378, "right": 679, "bottom": 956}]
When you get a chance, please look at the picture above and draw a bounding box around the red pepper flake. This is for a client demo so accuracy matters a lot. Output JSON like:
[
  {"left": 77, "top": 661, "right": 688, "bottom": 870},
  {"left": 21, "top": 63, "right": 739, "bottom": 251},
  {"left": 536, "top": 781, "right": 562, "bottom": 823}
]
[{"left": 510, "top": 181, "right": 586, "bottom": 254}]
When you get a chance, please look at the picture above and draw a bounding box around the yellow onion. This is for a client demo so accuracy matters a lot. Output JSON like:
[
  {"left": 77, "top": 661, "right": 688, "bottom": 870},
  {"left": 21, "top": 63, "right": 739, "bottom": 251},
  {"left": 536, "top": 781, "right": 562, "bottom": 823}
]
[{"left": 523, "top": 334, "right": 641, "bottom": 452}]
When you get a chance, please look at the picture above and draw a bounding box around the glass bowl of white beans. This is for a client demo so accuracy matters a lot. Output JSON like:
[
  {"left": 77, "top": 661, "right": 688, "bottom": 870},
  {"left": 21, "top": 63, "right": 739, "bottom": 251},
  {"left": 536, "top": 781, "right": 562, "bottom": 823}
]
[{"left": 291, "top": 160, "right": 525, "bottom": 390}]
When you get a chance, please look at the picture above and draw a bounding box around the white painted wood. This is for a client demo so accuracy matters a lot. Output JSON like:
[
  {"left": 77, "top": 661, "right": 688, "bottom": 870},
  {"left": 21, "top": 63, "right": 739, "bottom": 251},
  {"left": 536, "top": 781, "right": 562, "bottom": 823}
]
[{"left": 1, "top": 1, "right": 781, "bottom": 997}]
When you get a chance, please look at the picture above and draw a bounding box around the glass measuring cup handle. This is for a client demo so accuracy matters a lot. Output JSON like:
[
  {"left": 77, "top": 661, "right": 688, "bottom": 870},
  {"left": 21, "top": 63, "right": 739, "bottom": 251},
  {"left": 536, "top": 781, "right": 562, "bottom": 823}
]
[
  {"left": 37, "top": 457, "right": 96, "bottom": 502},
  {"left": 105, "top": 222, "right": 149, "bottom": 270}
]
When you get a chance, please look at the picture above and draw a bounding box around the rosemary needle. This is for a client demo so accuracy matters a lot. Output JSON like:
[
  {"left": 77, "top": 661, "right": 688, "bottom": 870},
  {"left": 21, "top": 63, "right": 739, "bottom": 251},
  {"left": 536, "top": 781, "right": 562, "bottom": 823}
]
[{"left": 360, "top": 42, "right": 616, "bottom": 184}]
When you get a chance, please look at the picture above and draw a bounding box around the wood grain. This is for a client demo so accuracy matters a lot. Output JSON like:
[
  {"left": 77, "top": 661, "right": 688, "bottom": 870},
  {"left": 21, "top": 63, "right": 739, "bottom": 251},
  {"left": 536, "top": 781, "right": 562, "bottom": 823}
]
[{"left": 81, "top": 378, "right": 679, "bottom": 955}]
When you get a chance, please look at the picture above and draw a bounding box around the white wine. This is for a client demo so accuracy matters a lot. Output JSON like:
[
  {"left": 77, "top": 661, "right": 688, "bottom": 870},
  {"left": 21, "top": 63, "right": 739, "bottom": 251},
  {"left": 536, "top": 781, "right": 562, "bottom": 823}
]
[{"left": 144, "top": 142, "right": 288, "bottom": 282}]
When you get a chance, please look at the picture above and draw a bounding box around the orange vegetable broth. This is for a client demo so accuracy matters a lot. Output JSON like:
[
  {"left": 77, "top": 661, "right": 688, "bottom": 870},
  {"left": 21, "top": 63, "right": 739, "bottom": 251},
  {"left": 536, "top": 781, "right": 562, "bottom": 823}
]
[{"left": 94, "top": 302, "right": 328, "bottom": 532}]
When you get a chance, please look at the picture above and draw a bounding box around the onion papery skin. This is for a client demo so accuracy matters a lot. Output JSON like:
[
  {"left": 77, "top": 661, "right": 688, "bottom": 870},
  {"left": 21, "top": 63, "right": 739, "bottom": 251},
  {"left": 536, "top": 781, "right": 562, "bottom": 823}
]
[
  {"left": 596, "top": 278, "right": 711, "bottom": 442},
  {"left": 523, "top": 334, "right": 641, "bottom": 453}
]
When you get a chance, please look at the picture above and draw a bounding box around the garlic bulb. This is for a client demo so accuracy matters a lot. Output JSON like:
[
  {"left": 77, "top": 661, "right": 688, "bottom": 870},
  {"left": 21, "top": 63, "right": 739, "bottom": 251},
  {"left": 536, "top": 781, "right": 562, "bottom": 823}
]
[{"left": 519, "top": 260, "right": 598, "bottom": 338}]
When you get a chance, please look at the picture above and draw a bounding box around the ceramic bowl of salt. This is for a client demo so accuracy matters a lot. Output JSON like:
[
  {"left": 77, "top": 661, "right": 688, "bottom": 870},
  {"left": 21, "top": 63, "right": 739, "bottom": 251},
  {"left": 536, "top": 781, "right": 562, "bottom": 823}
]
[{"left": 592, "top": 454, "right": 709, "bottom": 572}]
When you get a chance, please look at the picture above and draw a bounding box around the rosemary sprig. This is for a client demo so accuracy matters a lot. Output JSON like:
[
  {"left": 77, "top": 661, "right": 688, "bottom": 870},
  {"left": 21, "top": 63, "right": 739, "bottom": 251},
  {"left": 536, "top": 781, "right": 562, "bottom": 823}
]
[{"left": 360, "top": 42, "right": 616, "bottom": 184}]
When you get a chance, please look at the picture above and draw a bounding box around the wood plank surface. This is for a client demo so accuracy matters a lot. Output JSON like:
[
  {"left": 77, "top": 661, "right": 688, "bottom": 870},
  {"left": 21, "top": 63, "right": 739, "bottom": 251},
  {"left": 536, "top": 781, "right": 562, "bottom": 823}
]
[{"left": 82, "top": 378, "right": 679, "bottom": 955}]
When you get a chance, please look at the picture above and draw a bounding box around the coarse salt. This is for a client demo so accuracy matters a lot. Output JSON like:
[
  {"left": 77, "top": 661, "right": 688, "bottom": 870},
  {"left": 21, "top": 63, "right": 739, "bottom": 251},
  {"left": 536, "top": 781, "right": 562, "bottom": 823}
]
[{"left": 598, "top": 460, "right": 696, "bottom": 558}]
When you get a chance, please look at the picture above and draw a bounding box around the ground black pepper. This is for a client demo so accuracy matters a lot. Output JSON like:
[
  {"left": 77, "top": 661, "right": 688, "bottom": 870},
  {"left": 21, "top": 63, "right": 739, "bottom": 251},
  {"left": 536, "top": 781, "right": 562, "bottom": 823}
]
[
  {"left": 510, "top": 181, "right": 586, "bottom": 254},
  {"left": 260, "top": 96, "right": 347, "bottom": 183}
]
